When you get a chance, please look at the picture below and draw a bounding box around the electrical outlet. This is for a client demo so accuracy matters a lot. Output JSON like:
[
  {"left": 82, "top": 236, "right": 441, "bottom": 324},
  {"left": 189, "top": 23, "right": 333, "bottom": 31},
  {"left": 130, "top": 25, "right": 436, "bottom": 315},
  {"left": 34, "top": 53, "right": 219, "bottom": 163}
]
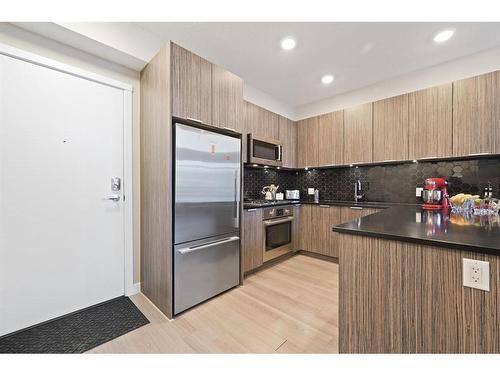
[
  {"left": 416, "top": 187, "right": 423, "bottom": 197},
  {"left": 308, "top": 188, "right": 315, "bottom": 195},
  {"left": 463, "top": 258, "right": 490, "bottom": 291}
]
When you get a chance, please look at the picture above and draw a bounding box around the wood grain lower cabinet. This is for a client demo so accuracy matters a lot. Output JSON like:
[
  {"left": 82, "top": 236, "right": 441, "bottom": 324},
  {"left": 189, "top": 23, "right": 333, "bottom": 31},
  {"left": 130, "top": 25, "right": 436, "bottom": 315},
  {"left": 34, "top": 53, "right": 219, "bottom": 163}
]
[
  {"left": 242, "top": 209, "right": 263, "bottom": 273},
  {"left": 373, "top": 94, "right": 409, "bottom": 162},
  {"left": 318, "top": 111, "right": 344, "bottom": 166},
  {"left": 453, "top": 71, "right": 500, "bottom": 156},
  {"left": 211, "top": 64, "right": 243, "bottom": 131},
  {"left": 408, "top": 84, "right": 453, "bottom": 159},
  {"left": 292, "top": 204, "right": 301, "bottom": 251},
  {"left": 278, "top": 115, "right": 297, "bottom": 168},
  {"left": 297, "top": 117, "right": 319, "bottom": 168},
  {"left": 343, "top": 103, "right": 373, "bottom": 164},
  {"left": 339, "top": 235, "right": 500, "bottom": 353},
  {"left": 170, "top": 43, "right": 212, "bottom": 124},
  {"left": 299, "top": 205, "right": 342, "bottom": 258}
]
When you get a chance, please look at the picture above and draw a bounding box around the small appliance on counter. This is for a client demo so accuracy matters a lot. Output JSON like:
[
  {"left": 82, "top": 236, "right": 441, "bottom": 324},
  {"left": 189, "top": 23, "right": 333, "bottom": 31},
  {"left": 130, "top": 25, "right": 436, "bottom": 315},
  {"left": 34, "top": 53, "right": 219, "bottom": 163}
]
[
  {"left": 285, "top": 190, "right": 300, "bottom": 200},
  {"left": 275, "top": 192, "right": 284, "bottom": 200},
  {"left": 262, "top": 184, "right": 279, "bottom": 200},
  {"left": 421, "top": 177, "right": 450, "bottom": 210}
]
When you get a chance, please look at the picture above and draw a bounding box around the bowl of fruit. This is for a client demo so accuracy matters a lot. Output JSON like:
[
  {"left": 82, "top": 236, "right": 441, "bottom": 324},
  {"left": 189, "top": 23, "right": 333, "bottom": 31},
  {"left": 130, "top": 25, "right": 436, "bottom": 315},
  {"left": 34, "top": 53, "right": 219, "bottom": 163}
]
[
  {"left": 450, "top": 193, "right": 499, "bottom": 215},
  {"left": 449, "top": 193, "right": 478, "bottom": 213}
]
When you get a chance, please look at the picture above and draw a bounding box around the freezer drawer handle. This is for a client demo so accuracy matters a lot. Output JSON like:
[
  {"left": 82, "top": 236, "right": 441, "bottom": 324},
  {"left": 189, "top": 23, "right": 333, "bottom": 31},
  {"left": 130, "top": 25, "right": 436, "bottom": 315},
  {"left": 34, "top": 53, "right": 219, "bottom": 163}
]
[{"left": 177, "top": 236, "right": 240, "bottom": 255}]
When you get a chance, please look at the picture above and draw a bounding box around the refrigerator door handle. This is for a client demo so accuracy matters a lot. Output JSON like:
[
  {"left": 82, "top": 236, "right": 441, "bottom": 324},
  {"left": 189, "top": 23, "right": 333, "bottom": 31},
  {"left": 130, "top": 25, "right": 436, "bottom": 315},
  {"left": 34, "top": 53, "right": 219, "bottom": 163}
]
[
  {"left": 234, "top": 170, "right": 239, "bottom": 224},
  {"left": 177, "top": 236, "right": 240, "bottom": 255}
]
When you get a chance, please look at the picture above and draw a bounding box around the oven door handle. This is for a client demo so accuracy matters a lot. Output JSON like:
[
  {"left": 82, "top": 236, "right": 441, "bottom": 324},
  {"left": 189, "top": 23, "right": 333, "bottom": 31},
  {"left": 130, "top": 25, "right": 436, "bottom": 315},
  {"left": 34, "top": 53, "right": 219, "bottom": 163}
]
[{"left": 263, "top": 217, "right": 294, "bottom": 226}]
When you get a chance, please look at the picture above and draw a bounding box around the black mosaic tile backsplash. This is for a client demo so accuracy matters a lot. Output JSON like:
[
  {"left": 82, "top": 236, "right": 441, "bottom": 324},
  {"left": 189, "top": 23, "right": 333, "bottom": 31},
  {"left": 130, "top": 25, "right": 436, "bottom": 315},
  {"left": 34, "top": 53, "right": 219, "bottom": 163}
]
[{"left": 244, "top": 158, "right": 500, "bottom": 203}]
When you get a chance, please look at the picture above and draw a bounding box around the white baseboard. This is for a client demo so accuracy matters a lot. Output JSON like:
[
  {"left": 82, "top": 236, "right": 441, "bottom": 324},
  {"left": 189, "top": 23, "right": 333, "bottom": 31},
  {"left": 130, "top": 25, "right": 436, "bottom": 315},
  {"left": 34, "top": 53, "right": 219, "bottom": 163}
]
[{"left": 126, "top": 282, "right": 141, "bottom": 296}]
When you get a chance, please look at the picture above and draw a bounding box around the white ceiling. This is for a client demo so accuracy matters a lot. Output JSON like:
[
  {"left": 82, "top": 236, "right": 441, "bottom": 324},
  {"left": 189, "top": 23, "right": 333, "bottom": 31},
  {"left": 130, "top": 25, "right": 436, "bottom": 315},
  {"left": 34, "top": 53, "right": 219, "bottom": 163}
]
[
  {"left": 10, "top": 22, "right": 500, "bottom": 115},
  {"left": 136, "top": 22, "right": 500, "bottom": 108}
]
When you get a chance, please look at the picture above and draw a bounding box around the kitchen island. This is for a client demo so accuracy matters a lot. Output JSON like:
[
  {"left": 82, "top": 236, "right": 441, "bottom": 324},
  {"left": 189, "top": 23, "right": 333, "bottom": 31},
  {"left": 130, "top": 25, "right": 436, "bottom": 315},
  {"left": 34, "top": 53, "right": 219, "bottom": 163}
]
[{"left": 333, "top": 207, "right": 500, "bottom": 353}]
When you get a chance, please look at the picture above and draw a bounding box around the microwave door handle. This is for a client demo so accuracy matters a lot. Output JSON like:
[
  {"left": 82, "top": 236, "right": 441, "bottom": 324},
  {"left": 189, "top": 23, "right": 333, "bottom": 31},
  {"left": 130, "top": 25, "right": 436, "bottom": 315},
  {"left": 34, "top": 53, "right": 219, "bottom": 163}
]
[{"left": 277, "top": 145, "right": 282, "bottom": 161}]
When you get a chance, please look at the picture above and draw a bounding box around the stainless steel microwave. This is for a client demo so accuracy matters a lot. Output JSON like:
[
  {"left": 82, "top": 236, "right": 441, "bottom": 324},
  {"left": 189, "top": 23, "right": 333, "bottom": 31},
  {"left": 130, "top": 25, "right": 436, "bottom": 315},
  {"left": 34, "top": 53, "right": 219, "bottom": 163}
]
[{"left": 247, "top": 134, "right": 282, "bottom": 166}]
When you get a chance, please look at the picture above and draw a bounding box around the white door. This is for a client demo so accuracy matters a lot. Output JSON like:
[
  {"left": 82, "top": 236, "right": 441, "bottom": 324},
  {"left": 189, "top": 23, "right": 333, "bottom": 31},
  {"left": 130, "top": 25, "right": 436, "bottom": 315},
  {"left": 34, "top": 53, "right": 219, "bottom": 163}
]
[{"left": 0, "top": 54, "right": 125, "bottom": 336}]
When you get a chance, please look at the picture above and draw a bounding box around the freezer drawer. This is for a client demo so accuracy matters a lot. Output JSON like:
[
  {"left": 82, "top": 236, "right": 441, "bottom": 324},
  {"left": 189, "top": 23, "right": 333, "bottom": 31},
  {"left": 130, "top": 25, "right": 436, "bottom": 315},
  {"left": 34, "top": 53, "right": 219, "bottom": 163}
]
[{"left": 174, "top": 234, "right": 240, "bottom": 315}]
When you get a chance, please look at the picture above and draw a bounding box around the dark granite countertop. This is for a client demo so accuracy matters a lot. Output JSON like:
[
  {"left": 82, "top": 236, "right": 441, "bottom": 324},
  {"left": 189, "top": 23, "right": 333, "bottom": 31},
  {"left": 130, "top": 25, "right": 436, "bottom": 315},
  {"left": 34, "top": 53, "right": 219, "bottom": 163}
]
[
  {"left": 243, "top": 199, "right": 410, "bottom": 210},
  {"left": 333, "top": 206, "right": 500, "bottom": 254}
]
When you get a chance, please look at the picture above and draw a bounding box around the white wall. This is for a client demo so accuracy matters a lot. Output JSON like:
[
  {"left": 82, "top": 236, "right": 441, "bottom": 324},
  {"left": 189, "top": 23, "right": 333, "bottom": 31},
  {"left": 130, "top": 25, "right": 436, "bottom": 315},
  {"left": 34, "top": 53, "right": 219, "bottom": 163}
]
[
  {"left": 295, "top": 46, "right": 500, "bottom": 120},
  {"left": 0, "top": 23, "right": 143, "bottom": 284},
  {"left": 243, "top": 83, "right": 296, "bottom": 120}
]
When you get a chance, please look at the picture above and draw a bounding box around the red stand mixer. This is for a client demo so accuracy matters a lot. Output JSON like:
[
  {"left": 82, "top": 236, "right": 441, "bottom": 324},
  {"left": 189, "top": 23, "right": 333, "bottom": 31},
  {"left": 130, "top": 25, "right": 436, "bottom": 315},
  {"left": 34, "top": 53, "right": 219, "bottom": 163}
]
[{"left": 422, "top": 178, "right": 450, "bottom": 210}]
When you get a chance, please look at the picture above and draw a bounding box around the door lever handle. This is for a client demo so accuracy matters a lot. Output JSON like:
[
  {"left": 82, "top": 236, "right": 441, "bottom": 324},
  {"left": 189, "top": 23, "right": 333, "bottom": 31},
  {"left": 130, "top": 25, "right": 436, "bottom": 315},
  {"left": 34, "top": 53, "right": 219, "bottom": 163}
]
[{"left": 104, "top": 195, "right": 120, "bottom": 202}]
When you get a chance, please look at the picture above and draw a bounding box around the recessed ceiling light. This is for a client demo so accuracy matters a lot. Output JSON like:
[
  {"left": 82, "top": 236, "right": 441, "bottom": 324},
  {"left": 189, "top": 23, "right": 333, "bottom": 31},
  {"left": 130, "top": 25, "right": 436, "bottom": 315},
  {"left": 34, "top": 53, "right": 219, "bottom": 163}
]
[
  {"left": 281, "top": 37, "right": 296, "bottom": 51},
  {"left": 433, "top": 29, "right": 454, "bottom": 43},
  {"left": 321, "top": 74, "right": 334, "bottom": 85}
]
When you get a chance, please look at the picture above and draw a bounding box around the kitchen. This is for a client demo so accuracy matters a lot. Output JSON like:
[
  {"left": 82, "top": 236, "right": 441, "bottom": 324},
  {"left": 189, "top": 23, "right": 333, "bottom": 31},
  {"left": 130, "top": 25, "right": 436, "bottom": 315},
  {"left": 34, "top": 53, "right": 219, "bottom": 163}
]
[{"left": 1, "top": 10, "right": 500, "bottom": 369}]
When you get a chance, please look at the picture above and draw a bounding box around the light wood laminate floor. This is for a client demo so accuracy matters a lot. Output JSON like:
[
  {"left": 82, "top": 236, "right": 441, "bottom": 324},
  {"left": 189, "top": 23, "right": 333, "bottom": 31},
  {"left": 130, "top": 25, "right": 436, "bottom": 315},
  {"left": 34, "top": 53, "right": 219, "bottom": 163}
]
[{"left": 89, "top": 255, "right": 339, "bottom": 353}]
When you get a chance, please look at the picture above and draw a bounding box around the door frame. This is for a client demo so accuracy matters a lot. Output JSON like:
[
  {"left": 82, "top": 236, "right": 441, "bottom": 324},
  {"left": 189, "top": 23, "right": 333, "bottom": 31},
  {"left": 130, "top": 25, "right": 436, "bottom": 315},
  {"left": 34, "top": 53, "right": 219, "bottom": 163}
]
[{"left": 0, "top": 42, "right": 136, "bottom": 296}]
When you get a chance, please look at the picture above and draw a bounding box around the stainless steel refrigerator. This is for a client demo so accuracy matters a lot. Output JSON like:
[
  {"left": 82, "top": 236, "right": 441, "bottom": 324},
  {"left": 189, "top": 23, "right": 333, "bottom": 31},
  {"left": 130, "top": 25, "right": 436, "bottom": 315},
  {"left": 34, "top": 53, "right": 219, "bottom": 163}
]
[{"left": 173, "top": 122, "right": 241, "bottom": 315}]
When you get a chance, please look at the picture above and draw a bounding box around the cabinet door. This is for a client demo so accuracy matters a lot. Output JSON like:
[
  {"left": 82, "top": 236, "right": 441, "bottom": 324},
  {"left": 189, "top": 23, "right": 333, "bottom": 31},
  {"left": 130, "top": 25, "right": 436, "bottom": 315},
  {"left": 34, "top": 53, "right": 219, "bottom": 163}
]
[
  {"left": 318, "top": 205, "right": 342, "bottom": 258},
  {"left": 278, "top": 116, "right": 297, "bottom": 168},
  {"left": 453, "top": 71, "right": 500, "bottom": 156},
  {"left": 299, "top": 204, "right": 314, "bottom": 251},
  {"left": 297, "top": 116, "right": 320, "bottom": 168},
  {"left": 259, "top": 107, "right": 280, "bottom": 140},
  {"left": 408, "top": 84, "right": 453, "bottom": 159},
  {"left": 292, "top": 204, "right": 301, "bottom": 251},
  {"left": 343, "top": 103, "right": 373, "bottom": 164},
  {"left": 212, "top": 64, "right": 243, "bottom": 131},
  {"left": 373, "top": 94, "right": 409, "bottom": 162},
  {"left": 244, "top": 102, "right": 279, "bottom": 140},
  {"left": 171, "top": 43, "right": 212, "bottom": 124},
  {"left": 318, "top": 111, "right": 343, "bottom": 166},
  {"left": 242, "top": 209, "right": 263, "bottom": 273}
]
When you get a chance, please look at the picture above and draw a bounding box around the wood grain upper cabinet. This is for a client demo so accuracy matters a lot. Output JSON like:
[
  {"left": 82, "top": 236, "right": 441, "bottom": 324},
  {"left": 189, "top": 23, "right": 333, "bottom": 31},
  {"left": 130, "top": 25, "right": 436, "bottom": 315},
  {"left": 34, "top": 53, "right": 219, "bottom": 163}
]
[
  {"left": 242, "top": 209, "right": 263, "bottom": 274},
  {"left": 212, "top": 64, "right": 244, "bottom": 131},
  {"left": 408, "top": 84, "right": 453, "bottom": 159},
  {"left": 453, "top": 71, "right": 500, "bottom": 156},
  {"left": 297, "top": 116, "right": 320, "bottom": 168},
  {"left": 170, "top": 43, "right": 212, "bottom": 124},
  {"left": 343, "top": 103, "right": 373, "bottom": 164},
  {"left": 318, "top": 111, "right": 344, "bottom": 166},
  {"left": 244, "top": 101, "right": 279, "bottom": 140},
  {"left": 262, "top": 108, "right": 280, "bottom": 140},
  {"left": 278, "top": 116, "right": 297, "bottom": 168},
  {"left": 373, "top": 94, "right": 409, "bottom": 162}
]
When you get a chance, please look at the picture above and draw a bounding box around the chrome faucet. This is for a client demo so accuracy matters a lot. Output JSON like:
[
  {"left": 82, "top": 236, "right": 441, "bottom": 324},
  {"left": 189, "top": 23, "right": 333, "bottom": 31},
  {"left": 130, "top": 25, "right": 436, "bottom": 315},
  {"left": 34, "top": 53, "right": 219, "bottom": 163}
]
[{"left": 354, "top": 180, "right": 364, "bottom": 202}]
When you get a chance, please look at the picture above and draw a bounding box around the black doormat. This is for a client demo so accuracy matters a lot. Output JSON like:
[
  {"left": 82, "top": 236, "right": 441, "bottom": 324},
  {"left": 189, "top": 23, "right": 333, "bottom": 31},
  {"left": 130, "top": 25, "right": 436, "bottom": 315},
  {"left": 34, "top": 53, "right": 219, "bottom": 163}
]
[{"left": 0, "top": 296, "right": 149, "bottom": 353}]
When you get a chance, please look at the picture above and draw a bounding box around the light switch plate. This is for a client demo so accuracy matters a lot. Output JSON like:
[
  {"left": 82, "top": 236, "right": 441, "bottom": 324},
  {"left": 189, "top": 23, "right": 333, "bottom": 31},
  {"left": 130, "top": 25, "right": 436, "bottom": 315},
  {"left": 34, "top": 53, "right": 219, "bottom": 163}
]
[
  {"left": 308, "top": 188, "right": 315, "bottom": 195},
  {"left": 416, "top": 187, "right": 423, "bottom": 197},
  {"left": 463, "top": 258, "right": 490, "bottom": 291}
]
